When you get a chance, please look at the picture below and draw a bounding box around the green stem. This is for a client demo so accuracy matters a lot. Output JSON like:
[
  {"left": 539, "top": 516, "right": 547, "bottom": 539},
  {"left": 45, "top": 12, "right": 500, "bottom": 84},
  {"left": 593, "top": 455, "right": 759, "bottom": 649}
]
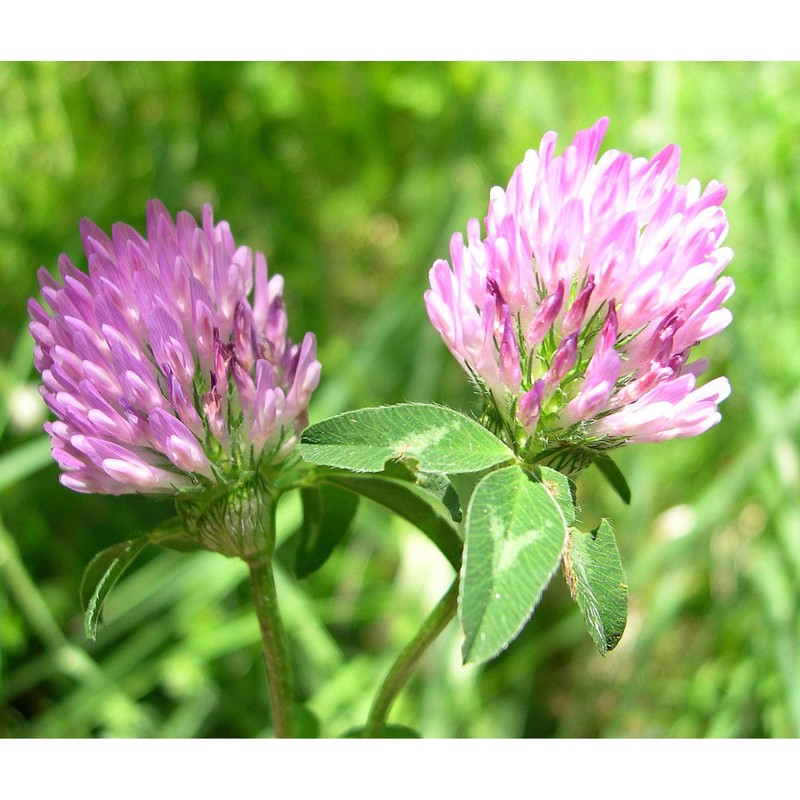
[
  {"left": 366, "top": 577, "right": 459, "bottom": 737},
  {"left": 248, "top": 557, "right": 294, "bottom": 738}
]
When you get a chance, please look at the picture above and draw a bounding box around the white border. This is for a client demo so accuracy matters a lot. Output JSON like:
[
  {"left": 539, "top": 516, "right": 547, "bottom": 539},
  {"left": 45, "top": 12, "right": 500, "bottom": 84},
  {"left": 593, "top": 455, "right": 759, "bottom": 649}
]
[
  {"left": 1, "top": 738, "right": 796, "bottom": 797},
  {"left": 1, "top": 2, "right": 791, "bottom": 60}
]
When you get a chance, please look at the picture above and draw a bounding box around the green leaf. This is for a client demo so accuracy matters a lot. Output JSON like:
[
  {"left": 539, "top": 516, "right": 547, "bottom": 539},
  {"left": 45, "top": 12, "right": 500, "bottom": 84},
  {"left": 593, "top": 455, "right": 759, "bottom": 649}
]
[
  {"left": 366, "top": 459, "right": 463, "bottom": 522},
  {"left": 594, "top": 453, "right": 632, "bottom": 505},
  {"left": 460, "top": 465, "right": 568, "bottom": 664},
  {"left": 295, "top": 483, "right": 360, "bottom": 578},
  {"left": 299, "top": 403, "right": 514, "bottom": 475},
  {"left": 324, "top": 473, "right": 462, "bottom": 569},
  {"left": 341, "top": 724, "right": 421, "bottom": 738},
  {"left": 344, "top": 458, "right": 463, "bottom": 522},
  {"left": 447, "top": 471, "right": 484, "bottom": 517},
  {"left": 564, "top": 519, "right": 628, "bottom": 654},
  {"left": 536, "top": 466, "right": 576, "bottom": 526},
  {"left": 80, "top": 537, "right": 151, "bottom": 640},
  {"left": 415, "top": 471, "right": 462, "bottom": 523},
  {"left": 80, "top": 520, "right": 200, "bottom": 639}
]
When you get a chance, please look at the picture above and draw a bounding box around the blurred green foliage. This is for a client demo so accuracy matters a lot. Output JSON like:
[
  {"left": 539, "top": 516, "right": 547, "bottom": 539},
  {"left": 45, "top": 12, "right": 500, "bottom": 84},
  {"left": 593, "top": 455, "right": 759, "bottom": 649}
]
[{"left": 1, "top": 62, "right": 799, "bottom": 738}]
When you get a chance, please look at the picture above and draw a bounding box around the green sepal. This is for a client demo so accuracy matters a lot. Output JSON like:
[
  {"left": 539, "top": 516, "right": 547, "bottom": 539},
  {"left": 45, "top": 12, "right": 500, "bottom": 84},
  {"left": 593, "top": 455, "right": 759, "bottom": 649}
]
[
  {"left": 459, "top": 465, "right": 568, "bottom": 665},
  {"left": 593, "top": 453, "right": 632, "bottom": 505},
  {"left": 563, "top": 518, "right": 628, "bottom": 654},
  {"left": 299, "top": 403, "right": 514, "bottom": 475},
  {"left": 295, "top": 483, "right": 360, "bottom": 578},
  {"left": 80, "top": 519, "right": 199, "bottom": 640},
  {"left": 80, "top": 537, "right": 151, "bottom": 641}
]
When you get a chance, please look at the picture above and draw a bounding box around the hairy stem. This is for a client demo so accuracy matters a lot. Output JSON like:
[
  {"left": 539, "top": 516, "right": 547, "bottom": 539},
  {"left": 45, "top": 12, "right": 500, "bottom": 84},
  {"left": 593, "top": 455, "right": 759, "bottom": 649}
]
[
  {"left": 366, "top": 577, "right": 459, "bottom": 737},
  {"left": 248, "top": 557, "right": 294, "bottom": 738}
]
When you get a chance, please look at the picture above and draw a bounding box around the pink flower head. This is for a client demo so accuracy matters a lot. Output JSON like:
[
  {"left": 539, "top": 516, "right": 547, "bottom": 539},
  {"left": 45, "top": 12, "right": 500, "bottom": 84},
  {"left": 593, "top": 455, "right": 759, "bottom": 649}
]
[
  {"left": 30, "top": 200, "right": 321, "bottom": 495},
  {"left": 425, "top": 118, "right": 733, "bottom": 460}
]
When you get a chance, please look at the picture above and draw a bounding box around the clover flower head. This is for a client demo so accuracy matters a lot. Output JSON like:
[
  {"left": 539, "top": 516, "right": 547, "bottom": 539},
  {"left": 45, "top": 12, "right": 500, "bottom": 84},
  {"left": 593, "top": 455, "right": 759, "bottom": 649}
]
[
  {"left": 29, "top": 200, "right": 320, "bottom": 496},
  {"left": 425, "top": 118, "right": 733, "bottom": 465}
]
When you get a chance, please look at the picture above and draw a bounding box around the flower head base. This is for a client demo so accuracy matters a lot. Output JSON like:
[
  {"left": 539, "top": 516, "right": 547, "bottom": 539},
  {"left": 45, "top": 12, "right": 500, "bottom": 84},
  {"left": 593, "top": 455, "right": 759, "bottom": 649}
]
[
  {"left": 30, "top": 200, "right": 321, "bottom": 497},
  {"left": 425, "top": 118, "right": 733, "bottom": 466}
]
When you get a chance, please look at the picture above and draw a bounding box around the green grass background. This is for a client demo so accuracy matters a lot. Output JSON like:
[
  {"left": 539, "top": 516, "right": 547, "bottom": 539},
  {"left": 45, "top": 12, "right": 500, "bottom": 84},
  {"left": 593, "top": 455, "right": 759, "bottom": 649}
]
[{"left": 1, "top": 61, "right": 798, "bottom": 738}]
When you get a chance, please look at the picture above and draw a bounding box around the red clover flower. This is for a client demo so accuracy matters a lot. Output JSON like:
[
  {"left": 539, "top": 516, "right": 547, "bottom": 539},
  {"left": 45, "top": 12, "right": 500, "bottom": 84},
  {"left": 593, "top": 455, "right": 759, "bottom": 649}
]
[
  {"left": 425, "top": 118, "right": 733, "bottom": 467},
  {"left": 29, "top": 200, "right": 320, "bottom": 499}
]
